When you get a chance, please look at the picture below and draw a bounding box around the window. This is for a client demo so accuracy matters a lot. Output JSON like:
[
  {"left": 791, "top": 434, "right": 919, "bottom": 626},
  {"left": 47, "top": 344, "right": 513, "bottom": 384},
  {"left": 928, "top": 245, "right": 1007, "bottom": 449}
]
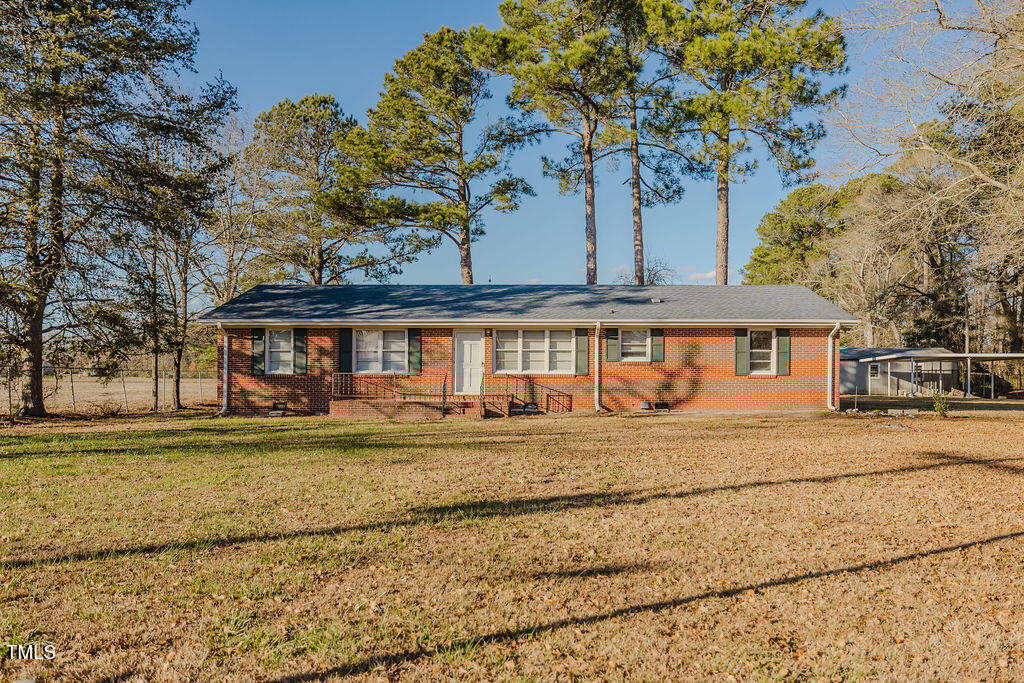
[
  {"left": 493, "top": 330, "right": 575, "bottom": 373},
  {"left": 267, "top": 329, "right": 294, "bottom": 374},
  {"left": 354, "top": 329, "right": 408, "bottom": 373},
  {"left": 548, "top": 330, "right": 573, "bottom": 372},
  {"left": 748, "top": 329, "right": 774, "bottom": 374},
  {"left": 869, "top": 363, "right": 880, "bottom": 378},
  {"left": 494, "top": 330, "right": 519, "bottom": 372},
  {"left": 620, "top": 329, "right": 650, "bottom": 361}
]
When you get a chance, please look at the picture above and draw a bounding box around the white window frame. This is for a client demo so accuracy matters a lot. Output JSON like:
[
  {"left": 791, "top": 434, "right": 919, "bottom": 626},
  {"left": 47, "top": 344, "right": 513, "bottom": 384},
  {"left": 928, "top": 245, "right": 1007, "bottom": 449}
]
[
  {"left": 747, "top": 327, "right": 776, "bottom": 375},
  {"left": 618, "top": 328, "right": 652, "bottom": 362},
  {"left": 868, "top": 363, "right": 880, "bottom": 379},
  {"left": 353, "top": 328, "right": 409, "bottom": 375},
  {"left": 492, "top": 329, "right": 576, "bottom": 374},
  {"left": 265, "top": 327, "right": 294, "bottom": 375}
]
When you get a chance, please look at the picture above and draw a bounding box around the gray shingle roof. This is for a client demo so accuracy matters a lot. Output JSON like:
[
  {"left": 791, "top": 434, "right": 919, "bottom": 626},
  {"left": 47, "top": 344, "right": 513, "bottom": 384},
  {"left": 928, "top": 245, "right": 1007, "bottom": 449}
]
[{"left": 201, "top": 284, "right": 856, "bottom": 325}]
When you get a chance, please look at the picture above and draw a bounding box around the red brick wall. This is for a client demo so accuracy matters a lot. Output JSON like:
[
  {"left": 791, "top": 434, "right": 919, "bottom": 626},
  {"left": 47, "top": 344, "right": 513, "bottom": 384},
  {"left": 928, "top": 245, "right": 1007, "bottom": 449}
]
[
  {"left": 218, "top": 327, "right": 337, "bottom": 415},
  {"left": 218, "top": 326, "right": 839, "bottom": 415}
]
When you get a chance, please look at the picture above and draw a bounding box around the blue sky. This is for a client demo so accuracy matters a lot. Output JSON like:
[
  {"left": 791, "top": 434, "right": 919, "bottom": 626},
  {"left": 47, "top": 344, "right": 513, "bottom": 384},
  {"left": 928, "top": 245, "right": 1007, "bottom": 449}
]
[{"left": 187, "top": 0, "right": 850, "bottom": 285}]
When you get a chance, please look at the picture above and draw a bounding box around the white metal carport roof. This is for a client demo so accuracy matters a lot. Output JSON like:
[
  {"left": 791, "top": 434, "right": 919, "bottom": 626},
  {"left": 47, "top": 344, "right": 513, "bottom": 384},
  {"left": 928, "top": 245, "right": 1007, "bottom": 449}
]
[
  {"left": 853, "top": 351, "right": 1024, "bottom": 399},
  {"left": 855, "top": 352, "right": 1024, "bottom": 363}
]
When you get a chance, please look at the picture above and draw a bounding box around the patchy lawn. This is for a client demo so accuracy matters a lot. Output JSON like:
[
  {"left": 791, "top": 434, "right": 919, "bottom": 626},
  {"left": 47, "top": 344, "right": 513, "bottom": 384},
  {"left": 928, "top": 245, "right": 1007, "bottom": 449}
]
[{"left": 2, "top": 411, "right": 1023, "bottom": 681}]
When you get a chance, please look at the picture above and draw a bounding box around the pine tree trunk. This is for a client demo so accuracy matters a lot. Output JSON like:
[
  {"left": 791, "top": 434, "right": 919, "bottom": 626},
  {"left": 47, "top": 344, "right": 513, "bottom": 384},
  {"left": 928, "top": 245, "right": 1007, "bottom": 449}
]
[
  {"left": 457, "top": 171, "right": 474, "bottom": 284},
  {"left": 582, "top": 123, "right": 598, "bottom": 286},
  {"left": 458, "top": 231, "right": 474, "bottom": 285},
  {"left": 19, "top": 306, "right": 46, "bottom": 417},
  {"left": 629, "top": 101, "right": 644, "bottom": 286},
  {"left": 310, "top": 244, "right": 324, "bottom": 285},
  {"left": 715, "top": 149, "right": 730, "bottom": 286}
]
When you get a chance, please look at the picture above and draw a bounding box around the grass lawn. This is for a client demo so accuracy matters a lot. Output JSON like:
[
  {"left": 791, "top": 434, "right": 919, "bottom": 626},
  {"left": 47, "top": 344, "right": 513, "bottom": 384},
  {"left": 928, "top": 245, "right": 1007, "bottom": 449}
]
[{"left": 2, "top": 411, "right": 1023, "bottom": 681}]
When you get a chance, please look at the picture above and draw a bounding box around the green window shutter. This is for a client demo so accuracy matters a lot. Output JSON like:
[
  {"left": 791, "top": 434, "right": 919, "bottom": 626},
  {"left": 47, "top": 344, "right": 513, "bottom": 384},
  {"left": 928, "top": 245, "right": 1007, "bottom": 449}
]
[
  {"left": 605, "top": 328, "right": 619, "bottom": 362},
  {"left": 734, "top": 328, "right": 749, "bottom": 376},
  {"left": 651, "top": 328, "right": 664, "bottom": 362},
  {"left": 293, "top": 328, "right": 307, "bottom": 376},
  {"left": 408, "top": 328, "right": 421, "bottom": 375},
  {"left": 338, "top": 328, "right": 353, "bottom": 373},
  {"left": 776, "top": 328, "right": 790, "bottom": 376},
  {"left": 574, "top": 328, "right": 589, "bottom": 376},
  {"left": 251, "top": 329, "right": 265, "bottom": 375}
]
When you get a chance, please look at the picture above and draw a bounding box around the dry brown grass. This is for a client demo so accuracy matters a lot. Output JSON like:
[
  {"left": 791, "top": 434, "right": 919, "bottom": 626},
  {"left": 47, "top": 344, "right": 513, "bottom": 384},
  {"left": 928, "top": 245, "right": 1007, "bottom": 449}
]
[{"left": 2, "top": 411, "right": 1023, "bottom": 681}]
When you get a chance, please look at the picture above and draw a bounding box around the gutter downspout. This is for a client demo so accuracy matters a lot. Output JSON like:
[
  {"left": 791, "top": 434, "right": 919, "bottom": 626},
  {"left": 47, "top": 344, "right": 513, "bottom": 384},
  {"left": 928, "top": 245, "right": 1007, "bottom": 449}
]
[
  {"left": 218, "top": 323, "right": 228, "bottom": 416},
  {"left": 827, "top": 322, "right": 841, "bottom": 411},
  {"left": 594, "top": 321, "right": 601, "bottom": 412}
]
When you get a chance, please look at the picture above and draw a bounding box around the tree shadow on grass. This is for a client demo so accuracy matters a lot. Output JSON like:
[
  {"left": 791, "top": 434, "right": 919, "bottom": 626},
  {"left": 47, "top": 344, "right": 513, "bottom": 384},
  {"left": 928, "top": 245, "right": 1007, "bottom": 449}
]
[
  {"left": 0, "top": 432, "right": 537, "bottom": 461},
  {"left": 267, "top": 528, "right": 1024, "bottom": 681},
  {"left": 521, "top": 562, "right": 658, "bottom": 581},
  {"left": 3, "top": 452, "right": 1020, "bottom": 570}
]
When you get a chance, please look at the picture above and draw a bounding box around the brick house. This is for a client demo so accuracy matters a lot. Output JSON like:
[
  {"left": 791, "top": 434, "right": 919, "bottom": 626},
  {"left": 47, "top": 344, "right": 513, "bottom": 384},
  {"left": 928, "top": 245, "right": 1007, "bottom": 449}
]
[{"left": 201, "top": 284, "right": 856, "bottom": 418}]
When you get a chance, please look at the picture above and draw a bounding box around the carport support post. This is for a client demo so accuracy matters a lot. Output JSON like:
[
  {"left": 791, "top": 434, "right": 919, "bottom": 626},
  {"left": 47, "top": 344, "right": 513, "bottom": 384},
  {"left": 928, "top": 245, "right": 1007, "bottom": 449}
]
[
  {"left": 887, "top": 361, "right": 892, "bottom": 397},
  {"left": 913, "top": 358, "right": 921, "bottom": 401},
  {"left": 991, "top": 366, "right": 995, "bottom": 399},
  {"left": 966, "top": 358, "right": 972, "bottom": 398}
]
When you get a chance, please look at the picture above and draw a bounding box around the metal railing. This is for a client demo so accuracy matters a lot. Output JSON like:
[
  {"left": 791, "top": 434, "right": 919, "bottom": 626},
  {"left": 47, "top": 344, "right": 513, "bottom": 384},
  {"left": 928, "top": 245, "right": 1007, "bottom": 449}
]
[
  {"left": 331, "top": 373, "right": 450, "bottom": 402},
  {"left": 500, "top": 374, "right": 574, "bottom": 413},
  {"left": 329, "top": 371, "right": 576, "bottom": 415}
]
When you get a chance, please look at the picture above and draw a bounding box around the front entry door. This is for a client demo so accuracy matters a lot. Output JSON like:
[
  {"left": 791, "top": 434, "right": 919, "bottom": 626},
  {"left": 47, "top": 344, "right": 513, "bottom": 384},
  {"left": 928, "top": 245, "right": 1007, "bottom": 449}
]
[{"left": 454, "top": 330, "right": 484, "bottom": 395}]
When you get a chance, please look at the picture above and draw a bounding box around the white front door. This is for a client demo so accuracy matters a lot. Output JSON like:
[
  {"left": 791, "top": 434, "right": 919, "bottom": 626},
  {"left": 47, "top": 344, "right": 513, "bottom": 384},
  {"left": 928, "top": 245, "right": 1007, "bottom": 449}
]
[{"left": 454, "top": 330, "right": 484, "bottom": 395}]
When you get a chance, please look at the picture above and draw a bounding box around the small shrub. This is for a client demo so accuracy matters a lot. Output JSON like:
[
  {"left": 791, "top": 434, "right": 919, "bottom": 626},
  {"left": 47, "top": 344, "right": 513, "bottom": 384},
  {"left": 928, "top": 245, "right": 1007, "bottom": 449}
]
[{"left": 932, "top": 394, "right": 949, "bottom": 418}]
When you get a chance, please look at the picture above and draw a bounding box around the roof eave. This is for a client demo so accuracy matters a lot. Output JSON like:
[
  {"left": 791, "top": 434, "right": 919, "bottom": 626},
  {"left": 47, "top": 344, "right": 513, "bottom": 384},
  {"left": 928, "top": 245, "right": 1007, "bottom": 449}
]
[{"left": 200, "top": 317, "right": 860, "bottom": 327}]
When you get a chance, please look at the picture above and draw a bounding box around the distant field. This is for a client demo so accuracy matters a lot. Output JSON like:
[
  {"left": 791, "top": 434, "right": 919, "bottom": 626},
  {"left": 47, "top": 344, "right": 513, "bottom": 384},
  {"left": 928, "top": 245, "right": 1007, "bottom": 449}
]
[
  {"left": 2, "top": 412, "right": 1023, "bottom": 680},
  {"left": 2, "top": 373, "right": 217, "bottom": 414}
]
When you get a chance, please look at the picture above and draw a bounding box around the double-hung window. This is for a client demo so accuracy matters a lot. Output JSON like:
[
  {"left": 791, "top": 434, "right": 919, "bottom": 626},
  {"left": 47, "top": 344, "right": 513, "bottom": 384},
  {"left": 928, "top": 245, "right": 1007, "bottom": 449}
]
[
  {"left": 619, "top": 329, "right": 650, "bottom": 361},
  {"left": 267, "top": 329, "right": 294, "bottom": 374},
  {"left": 748, "top": 329, "right": 775, "bottom": 374},
  {"left": 494, "top": 330, "right": 574, "bottom": 373},
  {"left": 354, "top": 329, "right": 408, "bottom": 373},
  {"left": 868, "top": 363, "right": 880, "bottom": 379}
]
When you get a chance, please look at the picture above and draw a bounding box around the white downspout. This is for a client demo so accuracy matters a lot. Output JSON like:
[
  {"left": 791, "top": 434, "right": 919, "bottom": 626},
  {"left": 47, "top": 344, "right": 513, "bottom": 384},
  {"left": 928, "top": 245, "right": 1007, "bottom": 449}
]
[
  {"left": 594, "top": 321, "right": 601, "bottom": 412},
  {"left": 218, "top": 323, "right": 229, "bottom": 416},
  {"left": 827, "top": 322, "right": 841, "bottom": 411}
]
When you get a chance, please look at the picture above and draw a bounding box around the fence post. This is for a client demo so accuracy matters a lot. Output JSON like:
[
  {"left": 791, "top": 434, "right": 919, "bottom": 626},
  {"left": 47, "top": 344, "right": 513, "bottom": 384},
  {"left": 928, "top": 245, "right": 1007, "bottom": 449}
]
[
  {"left": 121, "top": 371, "right": 129, "bottom": 413},
  {"left": 198, "top": 369, "right": 203, "bottom": 405},
  {"left": 69, "top": 368, "right": 76, "bottom": 413}
]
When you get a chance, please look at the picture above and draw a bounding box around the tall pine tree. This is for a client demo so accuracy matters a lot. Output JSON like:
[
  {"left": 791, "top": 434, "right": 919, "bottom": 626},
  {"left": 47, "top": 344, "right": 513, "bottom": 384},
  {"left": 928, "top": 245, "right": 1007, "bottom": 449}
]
[
  {"left": 471, "top": 0, "right": 635, "bottom": 284},
  {"left": 342, "top": 28, "right": 532, "bottom": 284},
  {"left": 645, "top": 0, "right": 846, "bottom": 284}
]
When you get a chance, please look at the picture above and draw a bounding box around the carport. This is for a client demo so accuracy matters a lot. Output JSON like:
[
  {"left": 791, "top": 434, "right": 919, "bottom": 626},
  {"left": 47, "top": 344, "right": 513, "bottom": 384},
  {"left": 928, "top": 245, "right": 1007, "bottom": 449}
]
[{"left": 856, "top": 350, "right": 1024, "bottom": 398}]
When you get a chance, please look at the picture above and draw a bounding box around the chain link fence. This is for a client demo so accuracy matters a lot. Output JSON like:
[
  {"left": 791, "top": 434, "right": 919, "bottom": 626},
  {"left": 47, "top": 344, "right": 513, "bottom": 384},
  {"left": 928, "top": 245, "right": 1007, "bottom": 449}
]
[{"left": 2, "top": 367, "right": 217, "bottom": 416}]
